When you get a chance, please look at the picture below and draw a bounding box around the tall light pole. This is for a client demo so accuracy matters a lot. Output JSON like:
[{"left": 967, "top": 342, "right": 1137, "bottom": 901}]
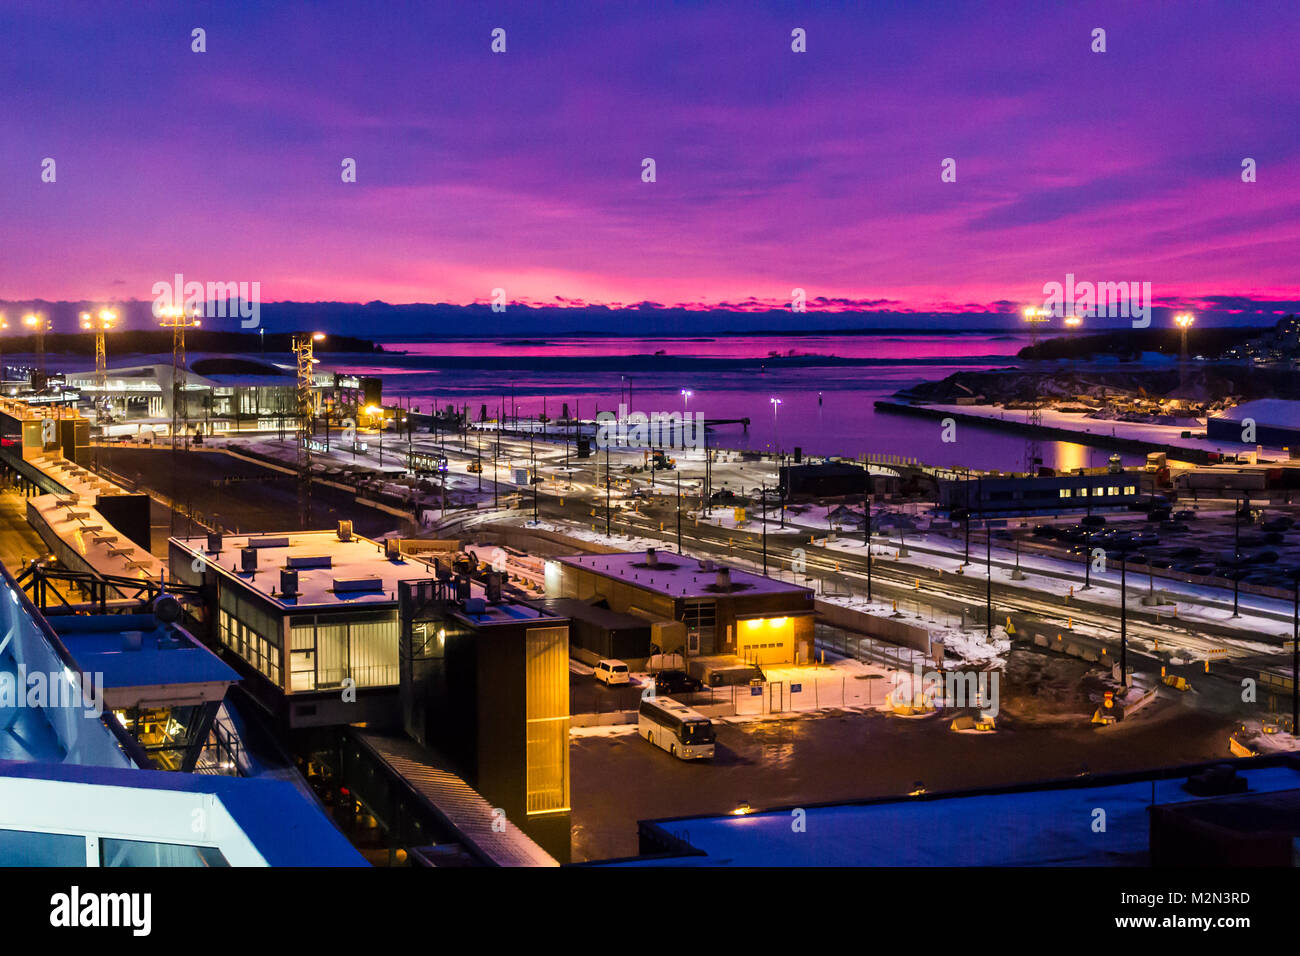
[
  {"left": 1233, "top": 494, "right": 1244, "bottom": 617},
  {"left": 23, "top": 313, "right": 48, "bottom": 386},
  {"left": 1022, "top": 307, "right": 1050, "bottom": 473},
  {"left": 80, "top": 309, "right": 116, "bottom": 421},
  {"left": 292, "top": 332, "right": 325, "bottom": 529},
  {"left": 985, "top": 518, "right": 993, "bottom": 641},
  {"left": 760, "top": 482, "right": 768, "bottom": 576},
  {"left": 1174, "top": 312, "right": 1195, "bottom": 395},
  {"left": 769, "top": 397, "right": 782, "bottom": 454},
  {"left": 0, "top": 313, "right": 7, "bottom": 387},
  {"left": 680, "top": 389, "right": 692, "bottom": 419},
  {"left": 158, "top": 306, "right": 201, "bottom": 449},
  {"left": 864, "top": 472, "right": 873, "bottom": 603}
]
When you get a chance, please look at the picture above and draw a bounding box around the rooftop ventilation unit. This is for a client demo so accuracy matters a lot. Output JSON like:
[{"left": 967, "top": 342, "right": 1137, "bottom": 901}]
[
  {"left": 245, "top": 536, "right": 290, "bottom": 549},
  {"left": 645, "top": 547, "right": 658, "bottom": 567},
  {"left": 333, "top": 576, "right": 383, "bottom": 594},
  {"left": 485, "top": 571, "right": 502, "bottom": 604},
  {"left": 206, "top": 532, "right": 223, "bottom": 553},
  {"left": 240, "top": 547, "right": 257, "bottom": 573},
  {"left": 699, "top": 558, "right": 715, "bottom": 572},
  {"left": 338, "top": 520, "right": 353, "bottom": 542},
  {"left": 715, "top": 567, "right": 732, "bottom": 591},
  {"left": 455, "top": 574, "right": 471, "bottom": 602},
  {"left": 280, "top": 568, "right": 299, "bottom": 597},
  {"left": 385, "top": 539, "right": 403, "bottom": 560},
  {"left": 464, "top": 597, "right": 487, "bottom": 615},
  {"left": 287, "top": 554, "right": 332, "bottom": 570}
]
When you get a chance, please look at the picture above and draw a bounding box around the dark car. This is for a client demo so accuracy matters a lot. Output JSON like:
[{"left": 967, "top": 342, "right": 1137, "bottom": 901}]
[
  {"left": 1171, "top": 546, "right": 1202, "bottom": 559},
  {"left": 654, "top": 669, "right": 703, "bottom": 695},
  {"left": 1261, "top": 516, "right": 1294, "bottom": 532},
  {"left": 1081, "top": 515, "right": 1107, "bottom": 528},
  {"left": 1148, "top": 558, "right": 1173, "bottom": 569},
  {"left": 1032, "top": 525, "right": 1058, "bottom": 538},
  {"left": 1172, "top": 509, "right": 1197, "bottom": 521},
  {"left": 1159, "top": 521, "right": 1189, "bottom": 533},
  {"left": 1147, "top": 509, "right": 1171, "bottom": 523},
  {"left": 1244, "top": 550, "right": 1280, "bottom": 564}
]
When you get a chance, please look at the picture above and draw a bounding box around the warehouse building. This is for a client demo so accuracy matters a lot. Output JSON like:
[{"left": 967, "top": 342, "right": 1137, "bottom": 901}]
[
  {"left": 1207, "top": 399, "right": 1300, "bottom": 448},
  {"left": 545, "top": 549, "right": 815, "bottom": 666},
  {"left": 937, "top": 471, "right": 1145, "bottom": 517}
]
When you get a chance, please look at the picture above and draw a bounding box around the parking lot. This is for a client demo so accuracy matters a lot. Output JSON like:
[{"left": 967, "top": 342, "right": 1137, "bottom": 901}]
[
  {"left": 569, "top": 695, "right": 1237, "bottom": 861},
  {"left": 1020, "top": 499, "right": 1300, "bottom": 593}
]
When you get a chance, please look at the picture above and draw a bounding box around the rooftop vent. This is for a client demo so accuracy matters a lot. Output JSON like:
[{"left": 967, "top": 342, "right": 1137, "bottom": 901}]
[
  {"left": 337, "top": 520, "right": 353, "bottom": 542},
  {"left": 287, "top": 554, "right": 332, "bottom": 570},
  {"left": 485, "top": 571, "right": 502, "bottom": 604},
  {"left": 645, "top": 547, "right": 658, "bottom": 567},
  {"left": 245, "top": 536, "right": 290, "bottom": 550},
  {"left": 280, "top": 568, "right": 299, "bottom": 597},
  {"left": 384, "top": 539, "right": 403, "bottom": 561},
  {"left": 206, "top": 532, "right": 223, "bottom": 554},
  {"left": 715, "top": 567, "right": 732, "bottom": 591},
  {"left": 332, "top": 576, "right": 384, "bottom": 594},
  {"left": 699, "top": 558, "right": 715, "bottom": 572},
  {"left": 240, "top": 547, "right": 257, "bottom": 573},
  {"left": 464, "top": 597, "right": 487, "bottom": 615}
]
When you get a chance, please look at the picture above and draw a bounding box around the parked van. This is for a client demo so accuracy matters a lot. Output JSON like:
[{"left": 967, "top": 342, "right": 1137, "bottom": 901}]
[{"left": 593, "top": 659, "right": 630, "bottom": 685}]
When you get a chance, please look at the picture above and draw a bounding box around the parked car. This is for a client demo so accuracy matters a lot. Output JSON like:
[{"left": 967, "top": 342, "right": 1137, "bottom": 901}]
[
  {"left": 1172, "top": 509, "right": 1197, "bottom": 521},
  {"left": 1262, "top": 516, "right": 1294, "bottom": 532},
  {"left": 593, "top": 659, "right": 631, "bottom": 685},
  {"left": 654, "top": 669, "right": 703, "bottom": 695}
]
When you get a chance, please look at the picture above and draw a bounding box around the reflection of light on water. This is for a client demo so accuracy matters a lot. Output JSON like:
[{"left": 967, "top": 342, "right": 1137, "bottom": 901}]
[{"left": 1052, "top": 442, "right": 1088, "bottom": 473}]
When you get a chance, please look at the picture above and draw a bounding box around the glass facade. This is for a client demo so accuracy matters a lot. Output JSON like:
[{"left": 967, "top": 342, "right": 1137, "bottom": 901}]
[
  {"left": 524, "top": 626, "right": 569, "bottom": 815},
  {"left": 289, "top": 612, "right": 398, "bottom": 692}
]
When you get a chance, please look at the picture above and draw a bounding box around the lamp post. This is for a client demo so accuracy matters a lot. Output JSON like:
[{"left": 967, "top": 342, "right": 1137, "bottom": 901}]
[
  {"left": 680, "top": 389, "right": 692, "bottom": 418},
  {"left": 760, "top": 482, "right": 768, "bottom": 576},
  {"left": 985, "top": 518, "right": 993, "bottom": 641},
  {"left": 676, "top": 468, "right": 682, "bottom": 554},
  {"left": 863, "top": 470, "right": 873, "bottom": 603},
  {"left": 1174, "top": 312, "right": 1195, "bottom": 393},
  {"left": 769, "top": 397, "right": 782, "bottom": 454},
  {"left": 1233, "top": 494, "right": 1243, "bottom": 618},
  {"left": 1119, "top": 546, "right": 1129, "bottom": 686},
  {"left": 1292, "top": 568, "right": 1298, "bottom": 736},
  {"left": 0, "top": 312, "right": 8, "bottom": 389},
  {"left": 22, "top": 313, "right": 48, "bottom": 384}
]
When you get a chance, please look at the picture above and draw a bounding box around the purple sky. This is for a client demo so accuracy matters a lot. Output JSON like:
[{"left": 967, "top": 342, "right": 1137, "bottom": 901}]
[{"left": 1, "top": 0, "right": 1297, "bottom": 318}]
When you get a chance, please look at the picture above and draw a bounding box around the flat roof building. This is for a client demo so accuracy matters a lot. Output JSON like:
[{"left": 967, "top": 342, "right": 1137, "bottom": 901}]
[
  {"left": 1208, "top": 398, "right": 1300, "bottom": 448},
  {"left": 169, "top": 528, "right": 423, "bottom": 728},
  {"left": 547, "top": 549, "right": 815, "bottom": 666}
]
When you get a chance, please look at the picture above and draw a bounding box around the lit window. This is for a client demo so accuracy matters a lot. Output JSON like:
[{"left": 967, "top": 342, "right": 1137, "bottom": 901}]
[
  {"left": 1124, "top": 486, "right": 1136, "bottom": 495},
  {"left": 1059, "top": 489, "right": 1072, "bottom": 498},
  {"left": 1108, "top": 487, "right": 1119, "bottom": 496}
]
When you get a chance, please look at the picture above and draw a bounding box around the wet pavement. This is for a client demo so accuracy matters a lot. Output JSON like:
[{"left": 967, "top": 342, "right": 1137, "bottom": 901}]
[{"left": 569, "top": 696, "right": 1237, "bottom": 862}]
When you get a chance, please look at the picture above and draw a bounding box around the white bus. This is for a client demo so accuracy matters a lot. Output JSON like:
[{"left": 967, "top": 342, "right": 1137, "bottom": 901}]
[{"left": 638, "top": 696, "right": 715, "bottom": 760}]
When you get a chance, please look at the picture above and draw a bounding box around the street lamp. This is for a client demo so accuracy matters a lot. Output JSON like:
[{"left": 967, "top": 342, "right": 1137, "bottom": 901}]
[
  {"left": 1174, "top": 312, "right": 1195, "bottom": 393},
  {"left": 770, "top": 397, "right": 782, "bottom": 453},
  {"left": 23, "top": 313, "right": 48, "bottom": 382},
  {"left": 680, "top": 389, "right": 693, "bottom": 417}
]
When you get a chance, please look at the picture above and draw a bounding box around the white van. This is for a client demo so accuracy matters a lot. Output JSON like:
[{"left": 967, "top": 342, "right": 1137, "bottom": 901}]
[{"left": 593, "top": 659, "right": 630, "bottom": 685}]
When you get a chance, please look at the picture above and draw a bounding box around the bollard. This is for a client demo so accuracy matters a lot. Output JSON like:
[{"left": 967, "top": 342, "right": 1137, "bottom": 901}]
[{"left": 1067, "top": 617, "right": 1073, "bottom": 630}]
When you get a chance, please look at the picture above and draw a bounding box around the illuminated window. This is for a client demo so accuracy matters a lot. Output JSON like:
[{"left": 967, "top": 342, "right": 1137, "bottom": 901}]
[
  {"left": 525, "top": 626, "right": 570, "bottom": 814},
  {"left": 1059, "top": 489, "right": 1072, "bottom": 498}
]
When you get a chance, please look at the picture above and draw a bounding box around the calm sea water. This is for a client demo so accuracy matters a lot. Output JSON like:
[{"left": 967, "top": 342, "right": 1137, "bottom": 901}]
[{"left": 330, "top": 332, "right": 1140, "bottom": 472}]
